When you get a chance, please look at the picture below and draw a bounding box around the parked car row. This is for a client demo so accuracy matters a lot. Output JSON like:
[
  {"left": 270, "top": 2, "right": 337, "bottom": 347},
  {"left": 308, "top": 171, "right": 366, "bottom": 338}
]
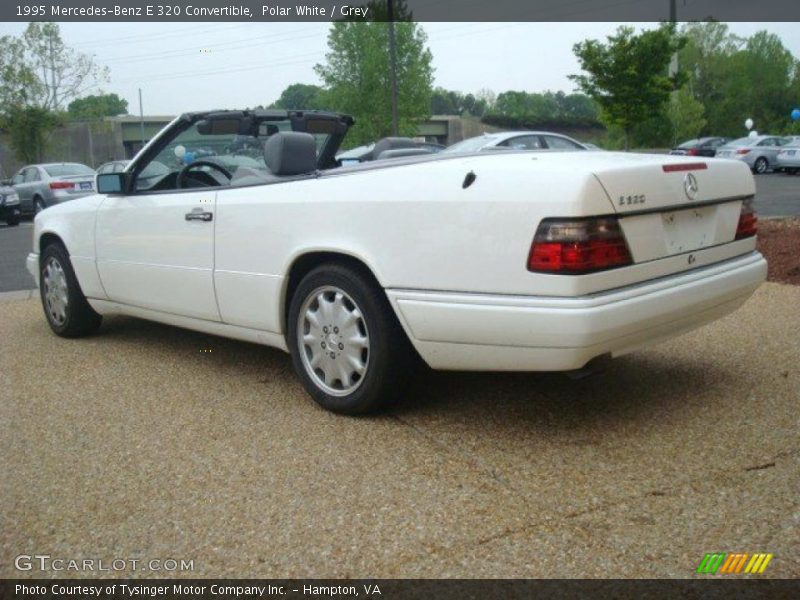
[
  {"left": 671, "top": 135, "right": 800, "bottom": 175},
  {"left": 3, "top": 128, "right": 797, "bottom": 227},
  {"left": 0, "top": 162, "right": 97, "bottom": 224}
]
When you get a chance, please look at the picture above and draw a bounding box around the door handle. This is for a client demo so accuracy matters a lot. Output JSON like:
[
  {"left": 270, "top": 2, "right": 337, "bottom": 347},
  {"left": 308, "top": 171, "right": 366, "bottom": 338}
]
[{"left": 185, "top": 209, "right": 213, "bottom": 222}]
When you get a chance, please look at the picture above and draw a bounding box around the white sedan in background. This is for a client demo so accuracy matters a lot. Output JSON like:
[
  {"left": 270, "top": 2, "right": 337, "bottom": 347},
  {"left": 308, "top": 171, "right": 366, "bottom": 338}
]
[
  {"left": 27, "top": 109, "right": 766, "bottom": 414},
  {"left": 442, "top": 130, "right": 589, "bottom": 153}
]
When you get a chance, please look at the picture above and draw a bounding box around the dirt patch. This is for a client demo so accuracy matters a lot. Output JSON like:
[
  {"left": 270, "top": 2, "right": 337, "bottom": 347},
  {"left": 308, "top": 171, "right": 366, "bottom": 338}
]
[{"left": 757, "top": 218, "right": 800, "bottom": 286}]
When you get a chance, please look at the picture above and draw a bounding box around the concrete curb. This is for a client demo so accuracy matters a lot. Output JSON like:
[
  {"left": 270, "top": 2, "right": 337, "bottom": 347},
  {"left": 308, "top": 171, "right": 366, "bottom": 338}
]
[{"left": 0, "top": 289, "right": 36, "bottom": 303}]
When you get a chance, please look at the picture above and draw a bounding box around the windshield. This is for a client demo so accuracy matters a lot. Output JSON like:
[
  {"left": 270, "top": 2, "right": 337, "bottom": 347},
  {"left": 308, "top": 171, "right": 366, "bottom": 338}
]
[
  {"left": 44, "top": 164, "right": 94, "bottom": 177},
  {"left": 442, "top": 136, "right": 498, "bottom": 153}
]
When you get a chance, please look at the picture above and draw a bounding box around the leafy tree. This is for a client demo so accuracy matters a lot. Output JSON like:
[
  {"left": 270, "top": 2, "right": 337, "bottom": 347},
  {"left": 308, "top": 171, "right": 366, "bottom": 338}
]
[
  {"left": 570, "top": 24, "right": 686, "bottom": 149},
  {"left": 3, "top": 106, "right": 61, "bottom": 164},
  {"left": 315, "top": 21, "right": 433, "bottom": 146},
  {"left": 0, "top": 22, "right": 107, "bottom": 161},
  {"left": 667, "top": 86, "right": 707, "bottom": 144},
  {"left": 430, "top": 88, "right": 488, "bottom": 117},
  {"left": 678, "top": 22, "right": 743, "bottom": 136},
  {"left": 270, "top": 83, "right": 327, "bottom": 110},
  {"left": 68, "top": 93, "right": 128, "bottom": 120}
]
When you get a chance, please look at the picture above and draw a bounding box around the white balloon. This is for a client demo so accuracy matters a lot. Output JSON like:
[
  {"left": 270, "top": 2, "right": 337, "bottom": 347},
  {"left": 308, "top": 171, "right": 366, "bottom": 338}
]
[
  {"left": 174, "top": 145, "right": 186, "bottom": 158},
  {"left": 749, "top": 130, "right": 758, "bottom": 138},
  {"left": 745, "top": 118, "right": 754, "bottom": 130}
]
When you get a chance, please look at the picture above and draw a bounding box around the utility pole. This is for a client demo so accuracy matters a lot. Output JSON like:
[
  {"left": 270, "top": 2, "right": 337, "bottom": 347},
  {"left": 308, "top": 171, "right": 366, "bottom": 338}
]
[
  {"left": 138, "top": 88, "right": 146, "bottom": 149},
  {"left": 387, "top": 0, "right": 399, "bottom": 136},
  {"left": 668, "top": 0, "right": 678, "bottom": 77}
]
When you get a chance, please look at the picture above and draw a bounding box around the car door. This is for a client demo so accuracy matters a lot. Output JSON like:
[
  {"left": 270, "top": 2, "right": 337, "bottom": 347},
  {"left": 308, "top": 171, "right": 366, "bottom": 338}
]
[
  {"left": 757, "top": 137, "right": 781, "bottom": 163},
  {"left": 96, "top": 187, "right": 220, "bottom": 321},
  {"left": 94, "top": 120, "right": 231, "bottom": 322},
  {"left": 17, "top": 167, "right": 44, "bottom": 212}
]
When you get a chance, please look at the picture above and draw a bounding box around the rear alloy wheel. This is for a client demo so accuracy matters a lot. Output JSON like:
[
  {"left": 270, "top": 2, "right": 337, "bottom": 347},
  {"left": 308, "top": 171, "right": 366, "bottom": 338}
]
[
  {"left": 754, "top": 157, "right": 768, "bottom": 174},
  {"left": 33, "top": 196, "right": 46, "bottom": 214},
  {"left": 39, "top": 243, "right": 102, "bottom": 337},
  {"left": 288, "top": 263, "right": 413, "bottom": 414}
]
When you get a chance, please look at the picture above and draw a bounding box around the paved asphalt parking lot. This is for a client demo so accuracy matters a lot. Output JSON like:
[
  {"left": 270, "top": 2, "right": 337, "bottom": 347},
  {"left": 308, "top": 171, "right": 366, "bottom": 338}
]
[
  {"left": 1, "top": 280, "right": 798, "bottom": 578},
  {"left": 0, "top": 172, "right": 799, "bottom": 293}
]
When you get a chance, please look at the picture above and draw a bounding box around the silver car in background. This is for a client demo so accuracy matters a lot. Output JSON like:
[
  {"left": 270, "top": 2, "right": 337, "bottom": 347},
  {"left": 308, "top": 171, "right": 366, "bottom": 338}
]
[
  {"left": 775, "top": 140, "right": 800, "bottom": 174},
  {"left": 714, "top": 135, "right": 790, "bottom": 174},
  {"left": 10, "top": 162, "right": 96, "bottom": 215},
  {"left": 442, "top": 131, "right": 588, "bottom": 154}
]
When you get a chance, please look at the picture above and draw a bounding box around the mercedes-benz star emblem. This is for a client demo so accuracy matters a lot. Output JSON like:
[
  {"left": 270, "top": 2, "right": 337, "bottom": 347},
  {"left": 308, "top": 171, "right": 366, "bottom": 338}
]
[{"left": 684, "top": 172, "right": 699, "bottom": 201}]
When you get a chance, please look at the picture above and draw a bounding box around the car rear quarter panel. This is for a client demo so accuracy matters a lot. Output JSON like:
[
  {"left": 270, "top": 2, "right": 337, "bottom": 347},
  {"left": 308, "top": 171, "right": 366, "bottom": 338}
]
[{"left": 214, "top": 154, "right": 616, "bottom": 333}]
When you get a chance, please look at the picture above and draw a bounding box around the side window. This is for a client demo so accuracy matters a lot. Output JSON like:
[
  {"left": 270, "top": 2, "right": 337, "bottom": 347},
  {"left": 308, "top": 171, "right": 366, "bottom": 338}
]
[
  {"left": 112, "top": 163, "right": 125, "bottom": 173},
  {"left": 543, "top": 135, "right": 584, "bottom": 150},
  {"left": 23, "top": 168, "right": 40, "bottom": 183},
  {"left": 499, "top": 135, "right": 542, "bottom": 150},
  {"left": 97, "top": 164, "right": 110, "bottom": 174},
  {"left": 758, "top": 138, "right": 775, "bottom": 147},
  {"left": 11, "top": 171, "right": 24, "bottom": 185}
]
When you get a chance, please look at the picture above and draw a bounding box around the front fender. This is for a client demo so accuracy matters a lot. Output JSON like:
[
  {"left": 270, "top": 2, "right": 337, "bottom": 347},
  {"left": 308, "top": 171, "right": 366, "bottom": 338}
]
[{"left": 32, "top": 195, "right": 107, "bottom": 300}]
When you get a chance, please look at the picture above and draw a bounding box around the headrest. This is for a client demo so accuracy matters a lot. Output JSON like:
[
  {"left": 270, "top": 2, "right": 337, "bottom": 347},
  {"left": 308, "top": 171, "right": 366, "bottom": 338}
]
[
  {"left": 264, "top": 132, "right": 317, "bottom": 176},
  {"left": 371, "top": 137, "right": 417, "bottom": 160}
]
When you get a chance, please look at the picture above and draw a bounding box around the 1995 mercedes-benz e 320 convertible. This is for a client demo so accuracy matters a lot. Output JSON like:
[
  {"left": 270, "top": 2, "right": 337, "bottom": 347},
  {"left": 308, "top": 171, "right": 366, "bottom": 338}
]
[{"left": 27, "top": 109, "right": 767, "bottom": 414}]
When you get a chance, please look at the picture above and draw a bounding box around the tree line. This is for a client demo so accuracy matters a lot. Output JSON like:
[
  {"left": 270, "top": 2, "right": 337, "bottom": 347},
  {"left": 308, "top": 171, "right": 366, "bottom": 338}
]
[{"left": 2, "top": 20, "right": 799, "bottom": 163}]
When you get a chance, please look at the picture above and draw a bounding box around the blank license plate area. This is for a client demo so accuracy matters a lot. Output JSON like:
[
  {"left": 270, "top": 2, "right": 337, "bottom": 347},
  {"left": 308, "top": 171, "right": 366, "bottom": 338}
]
[{"left": 661, "top": 205, "right": 716, "bottom": 255}]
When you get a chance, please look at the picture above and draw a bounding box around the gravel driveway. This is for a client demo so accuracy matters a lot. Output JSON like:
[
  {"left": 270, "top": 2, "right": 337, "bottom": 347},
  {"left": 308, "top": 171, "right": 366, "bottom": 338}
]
[{"left": 1, "top": 284, "right": 798, "bottom": 578}]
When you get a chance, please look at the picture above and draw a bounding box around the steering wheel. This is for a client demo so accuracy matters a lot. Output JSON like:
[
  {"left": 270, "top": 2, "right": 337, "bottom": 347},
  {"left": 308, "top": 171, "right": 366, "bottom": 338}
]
[{"left": 176, "top": 160, "right": 233, "bottom": 189}]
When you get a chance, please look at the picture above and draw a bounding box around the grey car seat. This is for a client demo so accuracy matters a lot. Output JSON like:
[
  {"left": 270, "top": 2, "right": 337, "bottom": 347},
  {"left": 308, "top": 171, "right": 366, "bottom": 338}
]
[{"left": 231, "top": 131, "right": 318, "bottom": 186}]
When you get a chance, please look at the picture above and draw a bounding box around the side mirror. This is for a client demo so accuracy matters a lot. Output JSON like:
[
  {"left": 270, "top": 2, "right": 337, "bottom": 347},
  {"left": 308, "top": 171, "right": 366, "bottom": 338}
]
[{"left": 96, "top": 173, "right": 125, "bottom": 194}]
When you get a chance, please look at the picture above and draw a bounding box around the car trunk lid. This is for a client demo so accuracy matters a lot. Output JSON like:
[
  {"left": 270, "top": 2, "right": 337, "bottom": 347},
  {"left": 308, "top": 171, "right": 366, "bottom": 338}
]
[{"left": 591, "top": 156, "right": 754, "bottom": 264}]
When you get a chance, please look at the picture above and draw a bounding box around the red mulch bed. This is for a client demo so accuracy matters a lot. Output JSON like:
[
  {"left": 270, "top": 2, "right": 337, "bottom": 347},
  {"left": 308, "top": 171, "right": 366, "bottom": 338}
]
[{"left": 756, "top": 218, "right": 800, "bottom": 286}]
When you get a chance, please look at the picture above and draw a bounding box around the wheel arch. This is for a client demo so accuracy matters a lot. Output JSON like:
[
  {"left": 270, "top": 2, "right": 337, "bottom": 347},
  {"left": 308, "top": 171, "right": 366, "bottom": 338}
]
[
  {"left": 39, "top": 231, "right": 67, "bottom": 257},
  {"left": 281, "top": 250, "right": 386, "bottom": 334}
]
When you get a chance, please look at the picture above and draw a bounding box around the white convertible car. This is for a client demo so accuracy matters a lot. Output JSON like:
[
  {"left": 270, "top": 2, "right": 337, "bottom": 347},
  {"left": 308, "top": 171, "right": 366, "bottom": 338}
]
[{"left": 27, "top": 109, "right": 766, "bottom": 414}]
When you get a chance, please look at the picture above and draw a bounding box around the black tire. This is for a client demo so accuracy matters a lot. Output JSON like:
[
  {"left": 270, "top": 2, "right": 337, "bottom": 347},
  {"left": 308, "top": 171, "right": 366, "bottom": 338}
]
[
  {"left": 39, "top": 242, "right": 102, "bottom": 337},
  {"left": 753, "top": 157, "right": 768, "bottom": 174},
  {"left": 788, "top": 168, "right": 798, "bottom": 175},
  {"left": 287, "top": 263, "right": 414, "bottom": 415},
  {"left": 5, "top": 214, "right": 20, "bottom": 226},
  {"left": 33, "top": 196, "right": 46, "bottom": 214}
]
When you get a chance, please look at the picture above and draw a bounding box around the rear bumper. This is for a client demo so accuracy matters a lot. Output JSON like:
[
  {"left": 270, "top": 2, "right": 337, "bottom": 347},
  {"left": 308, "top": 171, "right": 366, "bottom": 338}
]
[{"left": 387, "top": 252, "right": 767, "bottom": 371}]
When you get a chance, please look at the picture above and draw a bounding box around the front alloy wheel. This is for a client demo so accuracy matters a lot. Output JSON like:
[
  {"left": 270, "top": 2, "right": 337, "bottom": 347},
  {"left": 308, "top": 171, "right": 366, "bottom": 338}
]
[
  {"left": 754, "top": 157, "right": 768, "bottom": 174},
  {"left": 39, "top": 243, "right": 102, "bottom": 337},
  {"left": 42, "top": 256, "right": 69, "bottom": 327}
]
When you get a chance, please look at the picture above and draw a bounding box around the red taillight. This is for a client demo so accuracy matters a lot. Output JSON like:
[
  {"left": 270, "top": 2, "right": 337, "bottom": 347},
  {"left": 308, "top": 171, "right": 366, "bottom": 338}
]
[
  {"left": 736, "top": 198, "right": 757, "bottom": 239},
  {"left": 49, "top": 181, "right": 74, "bottom": 190},
  {"left": 528, "top": 217, "right": 633, "bottom": 274},
  {"left": 687, "top": 148, "right": 699, "bottom": 156},
  {"left": 736, "top": 149, "right": 751, "bottom": 155}
]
